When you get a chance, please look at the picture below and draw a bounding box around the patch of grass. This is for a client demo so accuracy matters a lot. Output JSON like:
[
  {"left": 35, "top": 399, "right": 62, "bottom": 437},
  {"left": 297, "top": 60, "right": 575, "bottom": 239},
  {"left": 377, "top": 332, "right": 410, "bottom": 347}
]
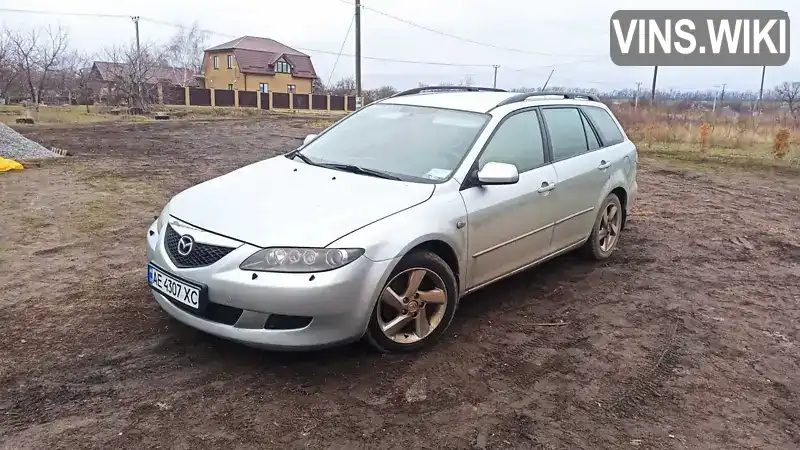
[
  {"left": 19, "top": 215, "right": 51, "bottom": 230},
  {"left": 0, "top": 104, "right": 155, "bottom": 126}
]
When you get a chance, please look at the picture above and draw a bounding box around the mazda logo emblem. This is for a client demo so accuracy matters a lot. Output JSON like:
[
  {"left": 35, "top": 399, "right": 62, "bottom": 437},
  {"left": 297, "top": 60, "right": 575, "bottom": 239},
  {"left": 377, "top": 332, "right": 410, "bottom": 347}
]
[{"left": 177, "top": 235, "right": 194, "bottom": 256}]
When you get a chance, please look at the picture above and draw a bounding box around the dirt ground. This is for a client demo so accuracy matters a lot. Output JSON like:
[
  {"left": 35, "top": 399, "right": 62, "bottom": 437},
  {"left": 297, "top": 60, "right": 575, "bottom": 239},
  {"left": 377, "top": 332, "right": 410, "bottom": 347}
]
[{"left": 1, "top": 118, "right": 798, "bottom": 450}]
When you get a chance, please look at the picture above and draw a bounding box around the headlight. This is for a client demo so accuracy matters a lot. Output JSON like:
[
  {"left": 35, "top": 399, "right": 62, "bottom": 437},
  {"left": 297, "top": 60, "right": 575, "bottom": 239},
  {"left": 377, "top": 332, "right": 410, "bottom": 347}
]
[{"left": 240, "top": 247, "right": 364, "bottom": 273}]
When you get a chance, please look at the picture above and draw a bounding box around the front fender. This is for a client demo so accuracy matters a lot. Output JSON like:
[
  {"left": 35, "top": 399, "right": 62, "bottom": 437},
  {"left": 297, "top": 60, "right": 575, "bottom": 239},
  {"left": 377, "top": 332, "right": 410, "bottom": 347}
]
[{"left": 327, "top": 184, "right": 469, "bottom": 288}]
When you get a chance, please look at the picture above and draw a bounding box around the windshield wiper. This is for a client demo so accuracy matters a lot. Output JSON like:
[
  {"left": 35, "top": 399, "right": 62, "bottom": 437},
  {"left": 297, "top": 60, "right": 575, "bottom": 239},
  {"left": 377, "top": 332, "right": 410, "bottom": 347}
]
[
  {"left": 320, "top": 163, "right": 402, "bottom": 181},
  {"left": 288, "top": 151, "right": 316, "bottom": 166}
]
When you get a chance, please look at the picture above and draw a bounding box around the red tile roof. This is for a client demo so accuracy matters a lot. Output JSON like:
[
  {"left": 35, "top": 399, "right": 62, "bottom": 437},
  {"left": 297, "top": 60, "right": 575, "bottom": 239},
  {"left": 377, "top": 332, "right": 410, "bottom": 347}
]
[{"left": 206, "top": 36, "right": 317, "bottom": 79}]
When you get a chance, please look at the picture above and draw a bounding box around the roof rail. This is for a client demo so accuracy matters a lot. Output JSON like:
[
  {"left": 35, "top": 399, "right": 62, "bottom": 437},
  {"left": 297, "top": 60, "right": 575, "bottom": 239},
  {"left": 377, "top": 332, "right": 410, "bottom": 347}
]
[
  {"left": 391, "top": 86, "right": 507, "bottom": 98},
  {"left": 493, "top": 91, "right": 601, "bottom": 108}
]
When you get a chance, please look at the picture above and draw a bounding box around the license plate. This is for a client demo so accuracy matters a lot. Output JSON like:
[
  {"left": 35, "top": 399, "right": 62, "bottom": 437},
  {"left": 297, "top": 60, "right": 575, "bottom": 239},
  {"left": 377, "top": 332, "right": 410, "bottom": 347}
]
[{"left": 148, "top": 264, "right": 202, "bottom": 309}]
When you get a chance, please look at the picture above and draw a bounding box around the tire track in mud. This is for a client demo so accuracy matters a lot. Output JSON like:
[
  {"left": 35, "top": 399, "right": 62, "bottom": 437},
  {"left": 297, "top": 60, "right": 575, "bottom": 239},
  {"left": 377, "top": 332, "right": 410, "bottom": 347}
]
[{"left": 606, "top": 319, "right": 683, "bottom": 418}]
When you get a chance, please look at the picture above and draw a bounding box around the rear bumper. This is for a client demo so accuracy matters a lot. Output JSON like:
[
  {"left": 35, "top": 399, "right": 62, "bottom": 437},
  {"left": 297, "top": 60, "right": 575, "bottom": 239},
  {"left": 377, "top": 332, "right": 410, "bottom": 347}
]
[{"left": 146, "top": 219, "right": 398, "bottom": 350}]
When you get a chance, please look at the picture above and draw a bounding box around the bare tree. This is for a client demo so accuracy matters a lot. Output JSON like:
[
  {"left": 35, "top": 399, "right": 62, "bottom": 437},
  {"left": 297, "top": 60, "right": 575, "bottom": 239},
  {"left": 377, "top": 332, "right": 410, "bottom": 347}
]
[
  {"left": 312, "top": 78, "right": 326, "bottom": 94},
  {"left": 774, "top": 81, "right": 800, "bottom": 117},
  {"left": 363, "top": 85, "right": 398, "bottom": 104},
  {"left": 102, "top": 41, "right": 162, "bottom": 109},
  {"left": 0, "top": 32, "right": 22, "bottom": 103},
  {"left": 58, "top": 50, "right": 93, "bottom": 104},
  {"left": 328, "top": 76, "right": 355, "bottom": 96},
  {"left": 162, "top": 22, "right": 208, "bottom": 87},
  {"left": 7, "top": 25, "right": 69, "bottom": 103}
]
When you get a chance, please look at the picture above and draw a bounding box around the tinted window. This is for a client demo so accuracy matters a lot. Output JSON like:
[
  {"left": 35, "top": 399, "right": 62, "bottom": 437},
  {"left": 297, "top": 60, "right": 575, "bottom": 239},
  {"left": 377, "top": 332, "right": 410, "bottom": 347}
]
[
  {"left": 582, "top": 106, "right": 624, "bottom": 145},
  {"left": 542, "top": 108, "right": 588, "bottom": 161},
  {"left": 582, "top": 113, "right": 600, "bottom": 150},
  {"left": 479, "top": 110, "right": 545, "bottom": 173}
]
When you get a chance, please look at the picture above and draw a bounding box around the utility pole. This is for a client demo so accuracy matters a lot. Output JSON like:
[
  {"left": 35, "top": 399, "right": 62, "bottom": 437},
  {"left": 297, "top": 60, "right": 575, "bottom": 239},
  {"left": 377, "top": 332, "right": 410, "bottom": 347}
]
[
  {"left": 354, "top": 0, "right": 362, "bottom": 109},
  {"left": 635, "top": 81, "right": 642, "bottom": 109},
  {"left": 719, "top": 83, "right": 727, "bottom": 113},
  {"left": 650, "top": 66, "right": 658, "bottom": 105},
  {"left": 492, "top": 65, "right": 499, "bottom": 89},
  {"left": 757, "top": 66, "right": 766, "bottom": 114},
  {"left": 132, "top": 16, "right": 141, "bottom": 109}
]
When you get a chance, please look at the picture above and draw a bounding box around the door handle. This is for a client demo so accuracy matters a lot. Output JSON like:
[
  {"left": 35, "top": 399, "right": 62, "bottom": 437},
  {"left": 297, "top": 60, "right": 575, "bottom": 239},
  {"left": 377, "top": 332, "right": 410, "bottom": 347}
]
[
  {"left": 537, "top": 181, "right": 556, "bottom": 193},
  {"left": 598, "top": 160, "right": 611, "bottom": 170}
]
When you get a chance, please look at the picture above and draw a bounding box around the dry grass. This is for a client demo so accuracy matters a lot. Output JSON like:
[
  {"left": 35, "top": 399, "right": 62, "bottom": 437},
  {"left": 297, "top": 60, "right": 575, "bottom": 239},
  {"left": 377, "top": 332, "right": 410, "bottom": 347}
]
[
  {"left": 612, "top": 105, "right": 800, "bottom": 168},
  {"left": 1, "top": 104, "right": 348, "bottom": 126},
  {"left": 0, "top": 105, "right": 153, "bottom": 125}
]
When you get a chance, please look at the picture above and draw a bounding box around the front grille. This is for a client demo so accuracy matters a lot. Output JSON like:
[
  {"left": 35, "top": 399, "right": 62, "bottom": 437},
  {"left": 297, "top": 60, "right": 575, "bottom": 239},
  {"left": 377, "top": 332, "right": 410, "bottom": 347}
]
[
  {"left": 169, "top": 298, "right": 243, "bottom": 326},
  {"left": 264, "top": 314, "right": 313, "bottom": 330},
  {"left": 164, "top": 224, "right": 235, "bottom": 268}
]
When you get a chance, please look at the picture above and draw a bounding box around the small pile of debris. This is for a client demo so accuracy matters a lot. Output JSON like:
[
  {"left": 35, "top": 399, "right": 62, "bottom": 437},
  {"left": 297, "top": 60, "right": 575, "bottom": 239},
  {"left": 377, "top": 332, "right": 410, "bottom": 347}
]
[{"left": 0, "top": 122, "right": 63, "bottom": 160}]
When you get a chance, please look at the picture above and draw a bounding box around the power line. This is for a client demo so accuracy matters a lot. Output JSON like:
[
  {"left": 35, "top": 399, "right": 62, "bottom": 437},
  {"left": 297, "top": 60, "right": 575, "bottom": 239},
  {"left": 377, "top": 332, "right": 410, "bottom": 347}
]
[
  {"left": 335, "top": 0, "right": 603, "bottom": 58},
  {"left": 139, "top": 18, "right": 499, "bottom": 67},
  {"left": 0, "top": 7, "right": 130, "bottom": 19},
  {"left": 0, "top": 7, "right": 501, "bottom": 68},
  {"left": 327, "top": 14, "right": 355, "bottom": 86}
]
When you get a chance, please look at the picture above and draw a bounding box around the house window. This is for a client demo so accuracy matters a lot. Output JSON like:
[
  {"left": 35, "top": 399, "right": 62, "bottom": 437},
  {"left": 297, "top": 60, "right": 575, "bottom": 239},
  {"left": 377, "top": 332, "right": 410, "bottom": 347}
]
[
  {"left": 275, "top": 59, "right": 291, "bottom": 74},
  {"left": 259, "top": 83, "right": 269, "bottom": 93},
  {"left": 287, "top": 84, "right": 296, "bottom": 93},
  {"left": 227, "top": 55, "right": 233, "bottom": 69},
  {"left": 228, "top": 83, "right": 234, "bottom": 90},
  {"left": 213, "top": 55, "right": 219, "bottom": 70}
]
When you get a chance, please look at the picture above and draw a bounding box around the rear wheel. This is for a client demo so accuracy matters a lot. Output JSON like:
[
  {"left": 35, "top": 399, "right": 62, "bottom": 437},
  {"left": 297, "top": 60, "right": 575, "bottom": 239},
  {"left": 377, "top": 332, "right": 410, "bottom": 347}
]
[
  {"left": 364, "top": 251, "right": 458, "bottom": 353},
  {"left": 582, "top": 193, "right": 623, "bottom": 260}
]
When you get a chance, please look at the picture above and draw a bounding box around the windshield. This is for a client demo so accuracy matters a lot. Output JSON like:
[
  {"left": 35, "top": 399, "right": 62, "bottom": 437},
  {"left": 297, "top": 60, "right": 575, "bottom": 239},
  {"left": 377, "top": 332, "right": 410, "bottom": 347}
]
[{"left": 296, "top": 103, "right": 489, "bottom": 183}]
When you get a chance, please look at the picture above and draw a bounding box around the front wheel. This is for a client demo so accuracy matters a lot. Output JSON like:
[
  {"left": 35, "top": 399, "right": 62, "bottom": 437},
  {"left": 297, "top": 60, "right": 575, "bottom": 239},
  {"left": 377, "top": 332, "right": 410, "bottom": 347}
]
[
  {"left": 364, "top": 251, "right": 458, "bottom": 353},
  {"left": 582, "top": 193, "right": 623, "bottom": 260}
]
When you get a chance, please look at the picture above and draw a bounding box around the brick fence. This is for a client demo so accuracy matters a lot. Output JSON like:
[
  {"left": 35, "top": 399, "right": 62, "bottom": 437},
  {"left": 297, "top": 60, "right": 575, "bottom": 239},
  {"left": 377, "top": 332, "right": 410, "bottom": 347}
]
[{"left": 159, "top": 86, "right": 358, "bottom": 112}]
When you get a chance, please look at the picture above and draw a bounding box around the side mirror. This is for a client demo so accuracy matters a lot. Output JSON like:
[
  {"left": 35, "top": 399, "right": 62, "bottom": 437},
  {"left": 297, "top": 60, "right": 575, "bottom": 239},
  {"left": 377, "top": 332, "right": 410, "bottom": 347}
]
[
  {"left": 303, "top": 134, "right": 318, "bottom": 146},
  {"left": 476, "top": 162, "right": 519, "bottom": 185}
]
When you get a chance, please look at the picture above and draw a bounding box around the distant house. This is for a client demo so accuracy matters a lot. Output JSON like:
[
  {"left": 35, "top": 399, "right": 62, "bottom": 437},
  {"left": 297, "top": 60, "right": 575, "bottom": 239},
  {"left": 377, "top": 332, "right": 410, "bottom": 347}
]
[
  {"left": 203, "top": 36, "right": 317, "bottom": 94},
  {"left": 88, "top": 61, "right": 201, "bottom": 102}
]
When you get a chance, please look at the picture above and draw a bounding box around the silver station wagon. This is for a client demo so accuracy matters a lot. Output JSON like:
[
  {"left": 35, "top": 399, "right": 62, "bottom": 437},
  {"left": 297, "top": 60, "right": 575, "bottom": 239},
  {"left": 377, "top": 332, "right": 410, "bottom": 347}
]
[{"left": 146, "top": 87, "right": 638, "bottom": 353}]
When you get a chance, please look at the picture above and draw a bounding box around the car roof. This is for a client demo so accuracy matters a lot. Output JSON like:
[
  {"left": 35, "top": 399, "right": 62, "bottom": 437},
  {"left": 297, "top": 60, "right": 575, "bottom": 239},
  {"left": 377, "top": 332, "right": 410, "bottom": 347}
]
[{"left": 378, "top": 91, "right": 606, "bottom": 114}]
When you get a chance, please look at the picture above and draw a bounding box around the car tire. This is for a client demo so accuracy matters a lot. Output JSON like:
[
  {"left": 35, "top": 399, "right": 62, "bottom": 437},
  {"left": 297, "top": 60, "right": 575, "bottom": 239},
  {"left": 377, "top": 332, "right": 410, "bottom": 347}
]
[
  {"left": 582, "top": 193, "right": 624, "bottom": 261},
  {"left": 364, "top": 251, "right": 459, "bottom": 353}
]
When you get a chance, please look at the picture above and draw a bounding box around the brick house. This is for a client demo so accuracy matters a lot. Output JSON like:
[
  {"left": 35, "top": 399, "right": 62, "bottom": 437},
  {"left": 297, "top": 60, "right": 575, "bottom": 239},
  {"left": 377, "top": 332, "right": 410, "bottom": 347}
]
[{"left": 202, "top": 36, "right": 317, "bottom": 94}]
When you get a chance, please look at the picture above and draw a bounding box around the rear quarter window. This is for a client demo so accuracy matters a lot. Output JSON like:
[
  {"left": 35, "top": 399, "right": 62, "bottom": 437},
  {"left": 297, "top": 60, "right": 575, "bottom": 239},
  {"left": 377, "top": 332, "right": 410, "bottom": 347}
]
[{"left": 582, "top": 106, "right": 625, "bottom": 146}]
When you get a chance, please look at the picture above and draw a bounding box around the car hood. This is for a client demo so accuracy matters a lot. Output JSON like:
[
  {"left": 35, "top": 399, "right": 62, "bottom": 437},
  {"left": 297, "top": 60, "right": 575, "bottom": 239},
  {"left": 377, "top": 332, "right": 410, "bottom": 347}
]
[{"left": 168, "top": 155, "right": 434, "bottom": 248}]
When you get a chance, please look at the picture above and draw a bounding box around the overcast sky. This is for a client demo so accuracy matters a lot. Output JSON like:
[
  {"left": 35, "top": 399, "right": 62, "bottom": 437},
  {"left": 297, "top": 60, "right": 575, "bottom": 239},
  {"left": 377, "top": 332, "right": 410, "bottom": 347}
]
[{"left": 0, "top": 0, "right": 797, "bottom": 92}]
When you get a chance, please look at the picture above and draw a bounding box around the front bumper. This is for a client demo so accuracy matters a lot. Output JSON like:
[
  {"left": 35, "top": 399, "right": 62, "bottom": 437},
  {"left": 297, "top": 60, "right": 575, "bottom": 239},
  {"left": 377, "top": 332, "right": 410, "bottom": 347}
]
[{"left": 146, "top": 219, "right": 397, "bottom": 350}]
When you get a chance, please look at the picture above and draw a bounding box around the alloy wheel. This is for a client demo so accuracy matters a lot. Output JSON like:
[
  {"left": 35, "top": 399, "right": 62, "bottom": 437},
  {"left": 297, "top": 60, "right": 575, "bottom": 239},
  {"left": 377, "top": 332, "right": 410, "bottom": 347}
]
[
  {"left": 598, "top": 202, "right": 622, "bottom": 253},
  {"left": 376, "top": 268, "right": 448, "bottom": 344}
]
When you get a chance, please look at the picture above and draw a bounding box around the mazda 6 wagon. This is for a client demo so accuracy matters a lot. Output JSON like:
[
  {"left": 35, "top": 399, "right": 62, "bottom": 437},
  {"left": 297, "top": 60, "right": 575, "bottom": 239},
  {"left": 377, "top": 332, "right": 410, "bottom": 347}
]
[{"left": 146, "top": 87, "right": 638, "bottom": 353}]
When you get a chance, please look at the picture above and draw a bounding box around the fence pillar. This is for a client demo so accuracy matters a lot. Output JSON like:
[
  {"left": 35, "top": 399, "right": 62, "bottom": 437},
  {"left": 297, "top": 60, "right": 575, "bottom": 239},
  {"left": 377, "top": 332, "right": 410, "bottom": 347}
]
[
  {"left": 344, "top": 96, "right": 349, "bottom": 112},
  {"left": 234, "top": 90, "right": 240, "bottom": 107},
  {"left": 326, "top": 95, "right": 331, "bottom": 111},
  {"left": 210, "top": 88, "right": 216, "bottom": 107},
  {"left": 309, "top": 94, "right": 313, "bottom": 111},
  {"left": 256, "top": 91, "right": 262, "bottom": 109},
  {"left": 289, "top": 93, "right": 294, "bottom": 110},
  {"left": 184, "top": 87, "right": 190, "bottom": 106},
  {"left": 157, "top": 85, "right": 164, "bottom": 105},
  {"left": 268, "top": 92, "right": 273, "bottom": 110}
]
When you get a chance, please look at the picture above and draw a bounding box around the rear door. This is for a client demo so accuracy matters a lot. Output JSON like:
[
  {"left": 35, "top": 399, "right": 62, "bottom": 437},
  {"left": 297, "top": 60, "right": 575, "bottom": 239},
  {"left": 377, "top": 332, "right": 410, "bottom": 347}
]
[
  {"left": 541, "top": 106, "right": 611, "bottom": 252},
  {"left": 460, "top": 108, "right": 559, "bottom": 289}
]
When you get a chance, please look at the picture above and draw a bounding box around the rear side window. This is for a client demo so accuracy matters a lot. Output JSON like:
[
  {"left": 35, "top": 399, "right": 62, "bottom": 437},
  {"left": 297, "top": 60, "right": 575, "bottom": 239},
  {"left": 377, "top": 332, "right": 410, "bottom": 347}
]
[
  {"left": 542, "top": 107, "right": 587, "bottom": 161},
  {"left": 582, "top": 106, "right": 624, "bottom": 145}
]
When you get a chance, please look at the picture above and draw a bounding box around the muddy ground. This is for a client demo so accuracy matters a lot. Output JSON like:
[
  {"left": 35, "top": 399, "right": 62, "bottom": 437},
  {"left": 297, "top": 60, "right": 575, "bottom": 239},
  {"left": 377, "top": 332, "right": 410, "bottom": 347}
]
[{"left": 1, "top": 118, "right": 798, "bottom": 450}]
